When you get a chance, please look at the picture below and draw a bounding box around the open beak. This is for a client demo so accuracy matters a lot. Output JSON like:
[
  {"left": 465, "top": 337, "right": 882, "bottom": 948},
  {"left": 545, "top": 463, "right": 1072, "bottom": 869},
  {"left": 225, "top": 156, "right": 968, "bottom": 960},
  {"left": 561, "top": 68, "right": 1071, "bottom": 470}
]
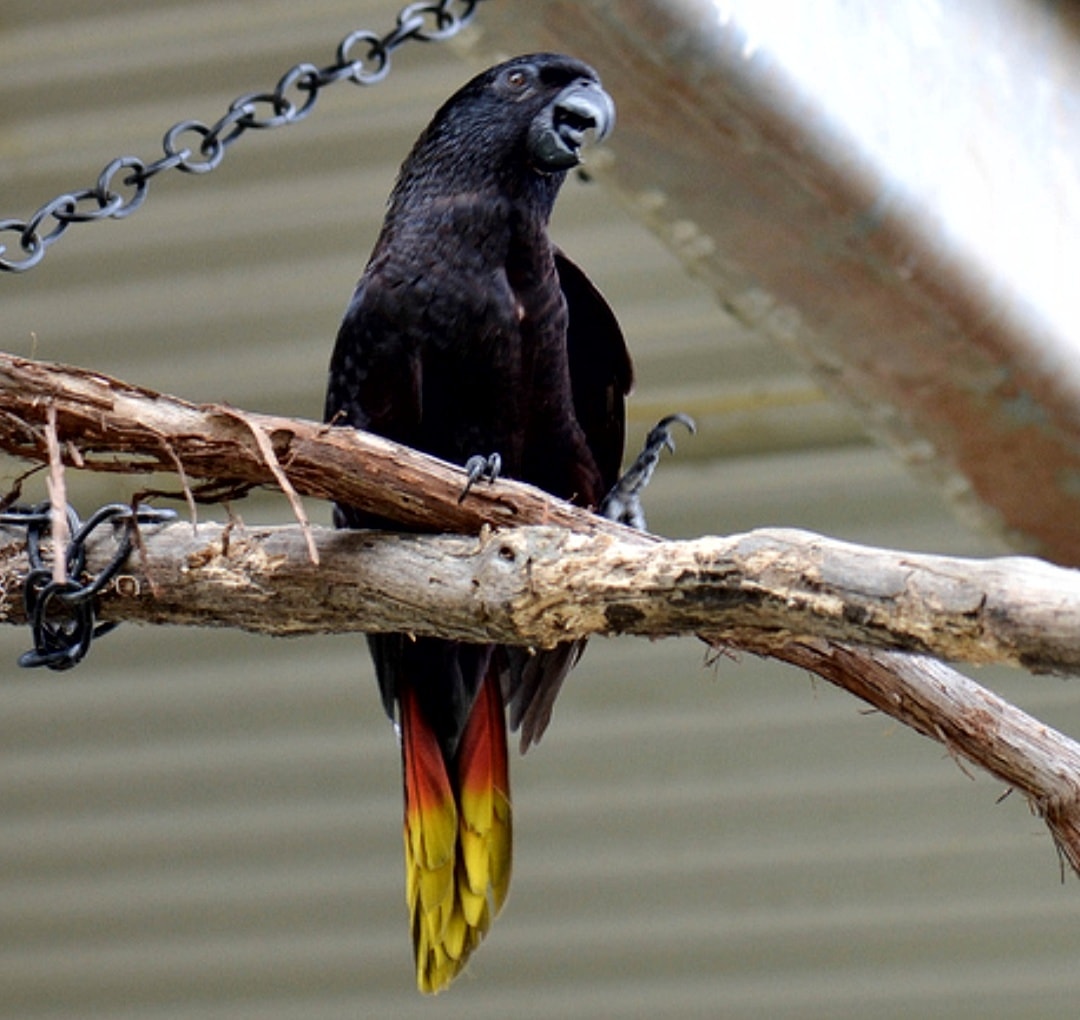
[{"left": 528, "top": 80, "right": 615, "bottom": 172}]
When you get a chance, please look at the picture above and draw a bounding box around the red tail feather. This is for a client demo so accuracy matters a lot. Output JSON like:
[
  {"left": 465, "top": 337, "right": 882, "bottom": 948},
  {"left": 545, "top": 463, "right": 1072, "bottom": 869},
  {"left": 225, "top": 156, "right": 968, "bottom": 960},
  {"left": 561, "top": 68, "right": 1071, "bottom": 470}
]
[{"left": 399, "top": 672, "right": 512, "bottom": 993}]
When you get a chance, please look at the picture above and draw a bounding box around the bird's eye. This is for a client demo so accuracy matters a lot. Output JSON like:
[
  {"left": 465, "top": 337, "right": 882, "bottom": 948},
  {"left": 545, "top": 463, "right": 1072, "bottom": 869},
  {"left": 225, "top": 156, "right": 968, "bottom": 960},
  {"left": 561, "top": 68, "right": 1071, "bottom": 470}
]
[{"left": 505, "top": 68, "right": 529, "bottom": 90}]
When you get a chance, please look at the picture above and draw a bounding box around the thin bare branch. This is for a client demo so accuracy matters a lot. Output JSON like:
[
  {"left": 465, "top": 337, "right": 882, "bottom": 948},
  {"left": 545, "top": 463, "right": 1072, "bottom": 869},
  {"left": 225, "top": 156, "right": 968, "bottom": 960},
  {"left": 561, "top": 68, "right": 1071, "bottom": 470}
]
[
  {"left": 761, "top": 643, "right": 1080, "bottom": 876},
  {"left": 43, "top": 404, "right": 68, "bottom": 585},
  {"left": 220, "top": 404, "right": 319, "bottom": 564}
]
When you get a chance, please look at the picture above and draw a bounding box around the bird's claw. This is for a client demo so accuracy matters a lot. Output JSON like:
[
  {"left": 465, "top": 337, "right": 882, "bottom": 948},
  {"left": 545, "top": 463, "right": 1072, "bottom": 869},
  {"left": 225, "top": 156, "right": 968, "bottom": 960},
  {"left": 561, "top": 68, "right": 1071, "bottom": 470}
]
[
  {"left": 599, "top": 413, "right": 695, "bottom": 530},
  {"left": 459, "top": 452, "right": 503, "bottom": 503},
  {"left": 647, "top": 413, "right": 696, "bottom": 456}
]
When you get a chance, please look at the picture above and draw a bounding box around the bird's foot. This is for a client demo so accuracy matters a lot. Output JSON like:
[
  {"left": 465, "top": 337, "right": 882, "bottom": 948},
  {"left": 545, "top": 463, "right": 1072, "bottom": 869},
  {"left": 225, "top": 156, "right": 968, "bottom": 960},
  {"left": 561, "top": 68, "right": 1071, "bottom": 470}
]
[
  {"left": 458, "top": 452, "right": 503, "bottom": 503},
  {"left": 599, "top": 413, "right": 695, "bottom": 530}
]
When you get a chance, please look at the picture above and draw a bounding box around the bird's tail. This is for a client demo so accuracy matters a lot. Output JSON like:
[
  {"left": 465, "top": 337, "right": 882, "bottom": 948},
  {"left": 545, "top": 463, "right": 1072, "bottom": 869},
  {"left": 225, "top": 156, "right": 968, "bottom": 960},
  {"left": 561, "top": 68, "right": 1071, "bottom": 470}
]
[{"left": 400, "top": 669, "right": 512, "bottom": 993}]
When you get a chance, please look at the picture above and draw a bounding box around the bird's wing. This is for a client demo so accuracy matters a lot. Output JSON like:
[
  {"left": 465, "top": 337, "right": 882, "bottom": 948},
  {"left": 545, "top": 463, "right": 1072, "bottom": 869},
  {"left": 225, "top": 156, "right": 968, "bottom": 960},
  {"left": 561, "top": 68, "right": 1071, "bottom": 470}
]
[
  {"left": 556, "top": 247, "right": 634, "bottom": 491},
  {"left": 502, "top": 250, "right": 634, "bottom": 752}
]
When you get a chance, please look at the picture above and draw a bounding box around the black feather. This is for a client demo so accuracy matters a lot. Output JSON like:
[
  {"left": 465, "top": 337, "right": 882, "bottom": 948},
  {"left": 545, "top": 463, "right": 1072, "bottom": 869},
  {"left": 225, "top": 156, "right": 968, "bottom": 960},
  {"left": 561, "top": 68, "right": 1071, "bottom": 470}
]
[{"left": 326, "top": 53, "right": 630, "bottom": 754}]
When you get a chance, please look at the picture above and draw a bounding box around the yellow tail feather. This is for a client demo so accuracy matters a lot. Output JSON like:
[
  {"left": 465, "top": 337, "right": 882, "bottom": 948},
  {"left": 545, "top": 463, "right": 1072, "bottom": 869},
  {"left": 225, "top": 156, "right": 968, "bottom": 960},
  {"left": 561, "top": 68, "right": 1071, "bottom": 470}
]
[{"left": 401, "top": 673, "right": 512, "bottom": 993}]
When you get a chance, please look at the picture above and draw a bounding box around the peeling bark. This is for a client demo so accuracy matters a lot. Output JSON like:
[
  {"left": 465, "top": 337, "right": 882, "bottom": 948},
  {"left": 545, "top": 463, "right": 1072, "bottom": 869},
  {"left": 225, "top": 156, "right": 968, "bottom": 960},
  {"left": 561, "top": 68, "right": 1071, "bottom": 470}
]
[
  {"left": 4, "top": 522, "right": 1078, "bottom": 674},
  {"left": 0, "top": 352, "right": 629, "bottom": 539}
]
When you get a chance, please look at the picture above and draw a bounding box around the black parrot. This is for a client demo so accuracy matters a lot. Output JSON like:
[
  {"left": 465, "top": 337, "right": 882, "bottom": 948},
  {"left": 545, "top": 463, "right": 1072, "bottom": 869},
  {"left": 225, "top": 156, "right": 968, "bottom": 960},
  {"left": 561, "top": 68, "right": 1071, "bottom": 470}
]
[{"left": 325, "top": 53, "right": 684, "bottom": 992}]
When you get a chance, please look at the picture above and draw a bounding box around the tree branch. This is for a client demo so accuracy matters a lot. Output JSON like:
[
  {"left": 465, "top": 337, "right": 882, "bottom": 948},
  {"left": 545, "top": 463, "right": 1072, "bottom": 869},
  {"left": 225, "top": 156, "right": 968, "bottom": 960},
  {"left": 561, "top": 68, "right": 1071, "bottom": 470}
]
[
  {"left": 3, "top": 350, "right": 1080, "bottom": 875},
  {"left": 0, "top": 352, "right": 633, "bottom": 539},
  {"left": 2, "top": 519, "right": 1076, "bottom": 672},
  {"left": 763, "top": 643, "right": 1080, "bottom": 875}
]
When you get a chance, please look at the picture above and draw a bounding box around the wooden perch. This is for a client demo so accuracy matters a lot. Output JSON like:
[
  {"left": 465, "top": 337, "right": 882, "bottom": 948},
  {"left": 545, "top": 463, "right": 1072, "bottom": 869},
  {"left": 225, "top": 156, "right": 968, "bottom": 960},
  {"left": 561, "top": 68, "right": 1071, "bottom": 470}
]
[
  {"left": 1, "top": 520, "right": 1077, "bottom": 671},
  {"left": 2, "top": 350, "right": 1080, "bottom": 874},
  {"left": 0, "top": 352, "right": 628, "bottom": 539}
]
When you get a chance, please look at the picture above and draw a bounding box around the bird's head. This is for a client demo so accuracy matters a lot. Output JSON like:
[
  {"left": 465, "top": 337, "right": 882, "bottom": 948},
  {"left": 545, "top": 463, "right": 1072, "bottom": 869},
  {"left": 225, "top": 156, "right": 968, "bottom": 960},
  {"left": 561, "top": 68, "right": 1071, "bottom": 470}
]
[
  {"left": 515, "top": 56, "right": 615, "bottom": 173},
  {"left": 394, "top": 54, "right": 615, "bottom": 206}
]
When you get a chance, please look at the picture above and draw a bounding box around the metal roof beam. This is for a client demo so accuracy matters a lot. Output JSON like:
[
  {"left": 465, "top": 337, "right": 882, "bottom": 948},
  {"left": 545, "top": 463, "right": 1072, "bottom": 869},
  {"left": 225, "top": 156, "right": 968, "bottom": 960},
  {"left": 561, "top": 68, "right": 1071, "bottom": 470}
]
[{"left": 471, "top": 0, "right": 1080, "bottom": 563}]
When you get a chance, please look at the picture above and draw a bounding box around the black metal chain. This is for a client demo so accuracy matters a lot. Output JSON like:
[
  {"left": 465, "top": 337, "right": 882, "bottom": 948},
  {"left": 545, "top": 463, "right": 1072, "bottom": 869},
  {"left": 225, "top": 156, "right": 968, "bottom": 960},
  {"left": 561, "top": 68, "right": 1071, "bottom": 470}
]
[
  {"left": 0, "top": 0, "right": 485, "bottom": 273},
  {"left": 1, "top": 503, "right": 177, "bottom": 670},
  {"left": 1, "top": 0, "right": 484, "bottom": 665}
]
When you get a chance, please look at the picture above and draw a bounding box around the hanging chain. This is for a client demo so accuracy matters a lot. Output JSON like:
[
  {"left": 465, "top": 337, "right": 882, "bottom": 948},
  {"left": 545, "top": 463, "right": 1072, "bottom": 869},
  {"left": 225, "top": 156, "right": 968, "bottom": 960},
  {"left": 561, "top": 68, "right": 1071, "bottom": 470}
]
[
  {"left": 0, "top": 0, "right": 485, "bottom": 273},
  {"left": 0, "top": 0, "right": 484, "bottom": 666},
  {"left": 1, "top": 503, "right": 177, "bottom": 670}
]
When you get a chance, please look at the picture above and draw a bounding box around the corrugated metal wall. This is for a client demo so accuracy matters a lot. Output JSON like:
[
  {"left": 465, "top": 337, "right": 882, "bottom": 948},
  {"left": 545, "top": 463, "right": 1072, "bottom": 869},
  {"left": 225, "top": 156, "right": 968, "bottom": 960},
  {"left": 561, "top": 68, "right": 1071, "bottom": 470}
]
[{"left": 3, "top": 3, "right": 1079, "bottom": 1017}]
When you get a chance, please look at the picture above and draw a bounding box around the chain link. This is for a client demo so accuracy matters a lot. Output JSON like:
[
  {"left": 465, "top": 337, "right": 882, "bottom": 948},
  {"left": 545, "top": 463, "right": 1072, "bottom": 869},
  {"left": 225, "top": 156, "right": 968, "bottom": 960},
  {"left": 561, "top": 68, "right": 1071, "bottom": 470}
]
[
  {"left": 0, "top": 0, "right": 484, "bottom": 273},
  {"left": 1, "top": 503, "right": 177, "bottom": 669}
]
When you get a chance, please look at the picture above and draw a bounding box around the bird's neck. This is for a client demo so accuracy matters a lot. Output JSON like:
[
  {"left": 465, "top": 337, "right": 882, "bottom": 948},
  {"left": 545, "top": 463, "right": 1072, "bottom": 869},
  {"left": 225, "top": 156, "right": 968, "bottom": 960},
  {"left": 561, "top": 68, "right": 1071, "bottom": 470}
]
[
  {"left": 379, "top": 181, "right": 558, "bottom": 265},
  {"left": 386, "top": 139, "right": 566, "bottom": 218}
]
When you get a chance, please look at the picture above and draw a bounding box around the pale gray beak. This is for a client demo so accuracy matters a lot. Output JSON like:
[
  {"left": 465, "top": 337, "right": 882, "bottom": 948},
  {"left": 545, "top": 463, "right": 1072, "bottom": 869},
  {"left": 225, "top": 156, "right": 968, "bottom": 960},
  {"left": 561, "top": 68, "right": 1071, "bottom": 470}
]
[{"left": 528, "top": 80, "right": 615, "bottom": 172}]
